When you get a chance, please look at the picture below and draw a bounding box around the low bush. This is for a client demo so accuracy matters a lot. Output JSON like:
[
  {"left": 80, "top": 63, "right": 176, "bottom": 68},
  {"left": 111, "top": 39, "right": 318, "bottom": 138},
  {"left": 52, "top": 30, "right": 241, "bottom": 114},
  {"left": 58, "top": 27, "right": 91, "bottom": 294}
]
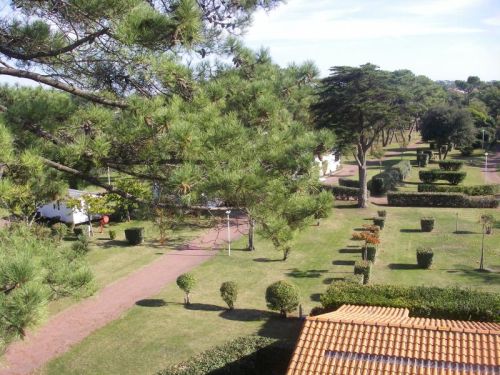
[
  {"left": 362, "top": 224, "right": 380, "bottom": 234},
  {"left": 377, "top": 210, "right": 387, "bottom": 218},
  {"left": 354, "top": 260, "right": 371, "bottom": 285},
  {"left": 51, "top": 223, "right": 68, "bottom": 241},
  {"left": 330, "top": 186, "right": 359, "bottom": 201},
  {"left": 420, "top": 217, "right": 435, "bottom": 232},
  {"left": 362, "top": 246, "right": 377, "bottom": 263},
  {"left": 416, "top": 153, "right": 429, "bottom": 167},
  {"left": 73, "top": 227, "right": 84, "bottom": 237},
  {"left": 391, "top": 159, "right": 412, "bottom": 181},
  {"left": 343, "top": 274, "right": 364, "bottom": 284},
  {"left": 388, "top": 192, "right": 498, "bottom": 208},
  {"left": 368, "top": 160, "right": 411, "bottom": 195},
  {"left": 438, "top": 160, "right": 464, "bottom": 171},
  {"left": 220, "top": 281, "right": 238, "bottom": 310},
  {"left": 351, "top": 232, "right": 365, "bottom": 240},
  {"left": 71, "top": 235, "right": 90, "bottom": 254},
  {"left": 320, "top": 283, "right": 500, "bottom": 322},
  {"left": 373, "top": 217, "right": 385, "bottom": 229},
  {"left": 109, "top": 230, "right": 116, "bottom": 240},
  {"left": 265, "top": 280, "right": 300, "bottom": 317},
  {"left": 419, "top": 170, "right": 467, "bottom": 185},
  {"left": 158, "top": 336, "right": 293, "bottom": 375},
  {"left": 416, "top": 247, "right": 433, "bottom": 269},
  {"left": 338, "top": 178, "right": 360, "bottom": 188},
  {"left": 418, "top": 184, "right": 499, "bottom": 196},
  {"left": 124, "top": 227, "right": 144, "bottom": 245}
]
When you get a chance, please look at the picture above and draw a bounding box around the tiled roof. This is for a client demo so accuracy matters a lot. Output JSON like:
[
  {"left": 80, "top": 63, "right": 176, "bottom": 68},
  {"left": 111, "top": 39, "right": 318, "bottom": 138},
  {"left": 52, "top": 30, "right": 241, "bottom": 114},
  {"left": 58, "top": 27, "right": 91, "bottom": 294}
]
[{"left": 287, "top": 305, "right": 500, "bottom": 375}]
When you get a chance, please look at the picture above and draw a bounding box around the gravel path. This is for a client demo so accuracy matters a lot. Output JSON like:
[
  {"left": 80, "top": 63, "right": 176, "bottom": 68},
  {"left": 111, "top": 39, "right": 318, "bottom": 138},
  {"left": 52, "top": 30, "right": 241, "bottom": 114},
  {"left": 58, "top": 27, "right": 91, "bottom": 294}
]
[{"left": 0, "top": 218, "right": 248, "bottom": 375}]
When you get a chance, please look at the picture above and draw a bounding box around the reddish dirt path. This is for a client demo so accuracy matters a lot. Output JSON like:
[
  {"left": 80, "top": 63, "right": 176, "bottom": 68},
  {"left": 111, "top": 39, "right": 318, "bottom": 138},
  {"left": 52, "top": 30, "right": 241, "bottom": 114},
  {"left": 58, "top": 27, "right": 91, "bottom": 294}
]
[
  {"left": 484, "top": 144, "right": 500, "bottom": 185},
  {"left": 0, "top": 218, "right": 248, "bottom": 375}
]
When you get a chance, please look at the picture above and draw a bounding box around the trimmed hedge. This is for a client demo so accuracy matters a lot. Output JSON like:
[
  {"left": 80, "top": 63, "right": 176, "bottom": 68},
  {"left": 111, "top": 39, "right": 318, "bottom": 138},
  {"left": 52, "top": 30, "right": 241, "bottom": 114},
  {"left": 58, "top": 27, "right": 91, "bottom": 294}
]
[
  {"left": 354, "top": 260, "right": 371, "bottom": 285},
  {"left": 158, "top": 336, "right": 294, "bottom": 375},
  {"left": 420, "top": 217, "right": 435, "bottom": 232},
  {"left": 438, "top": 160, "right": 463, "bottom": 171},
  {"left": 373, "top": 217, "right": 385, "bottom": 229},
  {"left": 368, "top": 160, "right": 411, "bottom": 195},
  {"left": 330, "top": 186, "right": 359, "bottom": 201},
  {"left": 419, "top": 170, "right": 466, "bottom": 185},
  {"left": 338, "top": 178, "right": 360, "bottom": 188},
  {"left": 124, "top": 227, "right": 144, "bottom": 245},
  {"left": 320, "top": 282, "right": 500, "bottom": 322},
  {"left": 387, "top": 192, "right": 499, "bottom": 208},
  {"left": 416, "top": 153, "right": 429, "bottom": 167},
  {"left": 418, "top": 184, "right": 499, "bottom": 196},
  {"left": 416, "top": 247, "right": 433, "bottom": 269},
  {"left": 377, "top": 210, "right": 387, "bottom": 218},
  {"left": 362, "top": 246, "right": 377, "bottom": 263}
]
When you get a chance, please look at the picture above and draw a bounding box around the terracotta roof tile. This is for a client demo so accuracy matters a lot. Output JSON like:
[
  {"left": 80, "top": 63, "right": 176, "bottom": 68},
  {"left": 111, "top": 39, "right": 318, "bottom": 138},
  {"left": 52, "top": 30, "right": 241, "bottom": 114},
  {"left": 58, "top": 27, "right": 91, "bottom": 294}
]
[{"left": 286, "top": 305, "right": 500, "bottom": 375}]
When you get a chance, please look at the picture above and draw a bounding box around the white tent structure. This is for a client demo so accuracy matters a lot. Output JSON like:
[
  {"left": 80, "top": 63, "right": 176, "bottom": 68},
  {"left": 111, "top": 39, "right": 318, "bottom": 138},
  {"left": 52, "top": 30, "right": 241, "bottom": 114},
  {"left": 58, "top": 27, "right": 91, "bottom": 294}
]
[
  {"left": 37, "top": 189, "right": 101, "bottom": 224},
  {"left": 315, "top": 151, "right": 341, "bottom": 180}
]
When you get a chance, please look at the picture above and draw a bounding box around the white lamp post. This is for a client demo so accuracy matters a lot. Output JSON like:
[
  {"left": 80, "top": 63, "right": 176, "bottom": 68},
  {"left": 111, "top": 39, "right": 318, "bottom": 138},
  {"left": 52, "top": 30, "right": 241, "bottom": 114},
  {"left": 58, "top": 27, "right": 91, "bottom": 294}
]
[
  {"left": 485, "top": 152, "right": 489, "bottom": 175},
  {"left": 226, "top": 210, "right": 231, "bottom": 256}
]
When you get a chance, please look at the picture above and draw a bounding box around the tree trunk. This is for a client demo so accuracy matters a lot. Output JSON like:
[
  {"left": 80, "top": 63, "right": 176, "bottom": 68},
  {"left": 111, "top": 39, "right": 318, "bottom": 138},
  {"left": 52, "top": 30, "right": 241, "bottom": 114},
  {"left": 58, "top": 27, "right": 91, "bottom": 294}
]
[
  {"left": 282, "top": 246, "right": 291, "bottom": 261},
  {"left": 248, "top": 217, "right": 255, "bottom": 251},
  {"left": 357, "top": 149, "right": 369, "bottom": 209}
]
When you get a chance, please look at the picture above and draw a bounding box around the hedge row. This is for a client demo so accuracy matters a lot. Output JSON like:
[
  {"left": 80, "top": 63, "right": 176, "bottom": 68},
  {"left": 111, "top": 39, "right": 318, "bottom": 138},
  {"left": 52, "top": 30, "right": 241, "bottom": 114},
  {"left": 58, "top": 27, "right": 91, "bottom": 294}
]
[
  {"left": 387, "top": 192, "right": 498, "bottom": 208},
  {"left": 320, "top": 282, "right": 500, "bottom": 322},
  {"left": 158, "top": 336, "right": 293, "bottom": 375},
  {"left": 368, "top": 160, "right": 412, "bottom": 195},
  {"left": 419, "top": 170, "right": 466, "bottom": 185},
  {"left": 338, "top": 178, "right": 360, "bottom": 188},
  {"left": 437, "top": 160, "right": 464, "bottom": 171},
  {"left": 418, "top": 184, "right": 499, "bottom": 196},
  {"left": 329, "top": 186, "right": 359, "bottom": 201}
]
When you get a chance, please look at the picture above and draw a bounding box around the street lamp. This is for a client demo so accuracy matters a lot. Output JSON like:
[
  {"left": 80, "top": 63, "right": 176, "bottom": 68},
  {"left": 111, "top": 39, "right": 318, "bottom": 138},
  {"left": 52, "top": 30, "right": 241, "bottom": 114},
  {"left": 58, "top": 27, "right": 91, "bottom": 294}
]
[
  {"left": 226, "top": 210, "right": 231, "bottom": 256},
  {"left": 485, "top": 152, "right": 489, "bottom": 175}
]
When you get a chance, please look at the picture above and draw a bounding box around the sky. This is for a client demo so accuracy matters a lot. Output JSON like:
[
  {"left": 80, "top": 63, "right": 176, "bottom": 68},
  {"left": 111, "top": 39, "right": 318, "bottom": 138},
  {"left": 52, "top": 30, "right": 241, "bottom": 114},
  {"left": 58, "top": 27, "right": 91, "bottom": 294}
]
[{"left": 243, "top": 0, "right": 500, "bottom": 80}]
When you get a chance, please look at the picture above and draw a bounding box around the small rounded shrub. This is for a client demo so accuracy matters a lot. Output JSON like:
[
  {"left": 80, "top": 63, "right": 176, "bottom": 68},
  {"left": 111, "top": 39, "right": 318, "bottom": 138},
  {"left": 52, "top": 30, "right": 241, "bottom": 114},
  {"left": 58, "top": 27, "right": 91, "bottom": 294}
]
[
  {"left": 354, "top": 260, "right": 371, "bottom": 285},
  {"left": 51, "top": 223, "right": 68, "bottom": 241},
  {"left": 124, "top": 227, "right": 144, "bottom": 245},
  {"left": 176, "top": 273, "right": 196, "bottom": 305},
  {"left": 420, "top": 217, "right": 435, "bottom": 232},
  {"left": 377, "top": 210, "right": 387, "bottom": 218},
  {"left": 73, "top": 227, "right": 84, "bottom": 236},
  {"left": 362, "top": 246, "right": 377, "bottom": 263},
  {"left": 373, "top": 217, "right": 385, "bottom": 229},
  {"left": 220, "top": 281, "right": 238, "bottom": 310},
  {"left": 72, "top": 235, "right": 90, "bottom": 254},
  {"left": 416, "top": 247, "right": 434, "bottom": 269},
  {"left": 265, "top": 280, "right": 299, "bottom": 317},
  {"left": 343, "top": 274, "right": 364, "bottom": 285},
  {"left": 109, "top": 230, "right": 116, "bottom": 240}
]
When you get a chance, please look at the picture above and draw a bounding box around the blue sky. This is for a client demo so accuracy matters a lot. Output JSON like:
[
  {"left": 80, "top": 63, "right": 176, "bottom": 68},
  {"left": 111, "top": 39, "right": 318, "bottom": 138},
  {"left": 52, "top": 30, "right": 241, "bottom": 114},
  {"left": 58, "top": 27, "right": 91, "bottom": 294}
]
[{"left": 243, "top": 0, "right": 500, "bottom": 80}]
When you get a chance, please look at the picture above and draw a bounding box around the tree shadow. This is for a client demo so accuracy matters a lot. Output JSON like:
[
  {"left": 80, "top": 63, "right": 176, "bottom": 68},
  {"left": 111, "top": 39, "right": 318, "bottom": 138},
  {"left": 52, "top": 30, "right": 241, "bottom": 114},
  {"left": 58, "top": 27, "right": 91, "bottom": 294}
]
[
  {"left": 184, "top": 303, "right": 225, "bottom": 312},
  {"left": 400, "top": 229, "right": 422, "bottom": 233},
  {"left": 310, "top": 293, "right": 322, "bottom": 302},
  {"left": 98, "top": 240, "right": 130, "bottom": 248},
  {"left": 353, "top": 227, "right": 367, "bottom": 231},
  {"left": 339, "top": 248, "right": 362, "bottom": 254},
  {"left": 286, "top": 269, "right": 328, "bottom": 278},
  {"left": 454, "top": 230, "right": 479, "bottom": 235},
  {"left": 388, "top": 263, "right": 419, "bottom": 270},
  {"left": 219, "top": 308, "right": 271, "bottom": 322},
  {"left": 332, "top": 260, "right": 355, "bottom": 266},
  {"left": 257, "top": 315, "right": 303, "bottom": 341},
  {"left": 334, "top": 203, "right": 359, "bottom": 209},
  {"left": 444, "top": 267, "right": 500, "bottom": 284},
  {"left": 135, "top": 299, "right": 167, "bottom": 307},
  {"left": 253, "top": 258, "right": 282, "bottom": 263}
]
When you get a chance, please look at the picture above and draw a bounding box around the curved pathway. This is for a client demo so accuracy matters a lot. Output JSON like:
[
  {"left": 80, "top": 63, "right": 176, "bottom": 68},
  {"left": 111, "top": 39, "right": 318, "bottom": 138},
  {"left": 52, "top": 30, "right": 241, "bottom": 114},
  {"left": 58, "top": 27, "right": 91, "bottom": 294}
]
[
  {"left": 484, "top": 144, "right": 500, "bottom": 185},
  {"left": 0, "top": 218, "right": 248, "bottom": 375}
]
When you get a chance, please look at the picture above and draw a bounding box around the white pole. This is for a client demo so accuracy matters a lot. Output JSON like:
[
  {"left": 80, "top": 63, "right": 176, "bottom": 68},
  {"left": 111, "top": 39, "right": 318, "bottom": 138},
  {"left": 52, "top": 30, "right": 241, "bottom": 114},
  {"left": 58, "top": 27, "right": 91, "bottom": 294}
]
[
  {"left": 107, "top": 167, "right": 111, "bottom": 185},
  {"left": 226, "top": 210, "right": 231, "bottom": 256}
]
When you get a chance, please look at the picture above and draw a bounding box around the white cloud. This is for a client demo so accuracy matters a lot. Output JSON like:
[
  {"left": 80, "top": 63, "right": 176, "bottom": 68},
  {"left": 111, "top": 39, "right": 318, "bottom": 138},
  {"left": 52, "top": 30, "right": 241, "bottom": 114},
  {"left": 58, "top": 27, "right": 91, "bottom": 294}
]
[
  {"left": 398, "top": 0, "right": 484, "bottom": 16},
  {"left": 483, "top": 15, "right": 500, "bottom": 26}
]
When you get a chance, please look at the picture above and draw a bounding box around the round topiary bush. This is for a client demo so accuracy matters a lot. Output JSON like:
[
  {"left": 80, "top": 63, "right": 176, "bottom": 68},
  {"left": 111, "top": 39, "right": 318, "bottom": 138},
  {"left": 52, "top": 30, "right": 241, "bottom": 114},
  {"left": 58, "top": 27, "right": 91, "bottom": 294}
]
[
  {"left": 377, "top": 210, "right": 387, "bottom": 218},
  {"left": 265, "top": 280, "right": 299, "bottom": 317},
  {"left": 220, "top": 281, "right": 238, "bottom": 310},
  {"left": 124, "top": 227, "right": 144, "bottom": 245},
  {"left": 420, "top": 217, "right": 435, "bottom": 232},
  {"left": 416, "top": 247, "right": 434, "bottom": 269},
  {"left": 177, "top": 273, "right": 196, "bottom": 305},
  {"left": 373, "top": 217, "right": 385, "bottom": 229},
  {"left": 362, "top": 246, "right": 377, "bottom": 263}
]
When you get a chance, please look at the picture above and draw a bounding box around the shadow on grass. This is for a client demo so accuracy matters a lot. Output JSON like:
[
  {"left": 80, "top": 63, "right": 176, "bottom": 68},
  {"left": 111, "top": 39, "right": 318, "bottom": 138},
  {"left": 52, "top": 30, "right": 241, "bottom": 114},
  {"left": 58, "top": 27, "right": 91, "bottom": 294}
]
[
  {"left": 220, "top": 308, "right": 271, "bottom": 322},
  {"left": 454, "top": 230, "right": 479, "bottom": 235},
  {"left": 388, "top": 263, "right": 419, "bottom": 270},
  {"left": 98, "top": 240, "right": 130, "bottom": 248},
  {"left": 444, "top": 267, "right": 500, "bottom": 284},
  {"left": 135, "top": 299, "right": 167, "bottom": 307},
  {"left": 310, "top": 293, "right": 322, "bottom": 302},
  {"left": 334, "top": 203, "right": 359, "bottom": 209},
  {"left": 400, "top": 229, "right": 422, "bottom": 233},
  {"left": 339, "top": 248, "right": 362, "bottom": 254},
  {"left": 323, "top": 277, "right": 344, "bottom": 285},
  {"left": 184, "top": 303, "right": 225, "bottom": 312},
  {"left": 286, "top": 269, "right": 328, "bottom": 278},
  {"left": 258, "top": 315, "right": 303, "bottom": 341},
  {"left": 332, "top": 260, "right": 355, "bottom": 266},
  {"left": 253, "top": 257, "right": 282, "bottom": 263}
]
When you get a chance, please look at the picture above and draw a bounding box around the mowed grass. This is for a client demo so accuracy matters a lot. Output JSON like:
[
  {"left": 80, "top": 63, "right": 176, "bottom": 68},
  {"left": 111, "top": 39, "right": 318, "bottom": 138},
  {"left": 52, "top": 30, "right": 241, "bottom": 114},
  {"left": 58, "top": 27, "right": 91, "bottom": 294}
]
[
  {"left": 40, "top": 204, "right": 499, "bottom": 375},
  {"left": 47, "top": 218, "right": 212, "bottom": 317}
]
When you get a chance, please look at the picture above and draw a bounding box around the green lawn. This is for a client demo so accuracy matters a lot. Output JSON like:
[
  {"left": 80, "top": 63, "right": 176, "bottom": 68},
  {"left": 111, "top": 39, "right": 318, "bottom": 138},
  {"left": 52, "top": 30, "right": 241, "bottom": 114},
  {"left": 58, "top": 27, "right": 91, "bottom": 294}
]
[
  {"left": 47, "top": 217, "right": 212, "bottom": 317},
  {"left": 39, "top": 203, "right": 499, "bottom": 375}
]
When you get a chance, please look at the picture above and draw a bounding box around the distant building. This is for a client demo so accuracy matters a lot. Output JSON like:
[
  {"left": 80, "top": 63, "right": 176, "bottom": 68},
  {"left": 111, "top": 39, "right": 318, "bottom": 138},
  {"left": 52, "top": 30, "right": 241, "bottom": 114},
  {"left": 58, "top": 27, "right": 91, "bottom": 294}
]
[
  {"left": 287, "top": 304, "right": 500, "bottom": 375},
  {"left": 315, "top": 150, "right": 341, "bottom": 179},
  {"left": 37, "top": 189, "right": 101, "bottom": 224}
]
